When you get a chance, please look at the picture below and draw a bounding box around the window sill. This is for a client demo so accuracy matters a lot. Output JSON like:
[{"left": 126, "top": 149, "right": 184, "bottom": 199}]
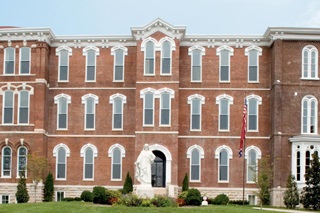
[
  {"left": 143, "top": 125, "right": 155, "bottom": 127},
  {"left": 248, "top": 81, "right": 260, "bottom": 84},
  {"left": 190, "top": 129, "right": 201, "bottom": 132},
  {"left": 160, "top": 74, "right": 172, "bottom": 76},
  {"left": 190, "top": 180, "right": 201, "bottom": 183},
  {"left": 111, "top": 179, "right": 122, "bottom": 182},
  {"left": 0, "top": 74, "right": 35, "bottom": 77},
  {"left": 84, "top": 129, "right": 96, "bottom": 131},
  {"left": 218, "top": 181, "right": 229, "bottom": 183},
  {"left": 0, "top": 176, "right": 11, "bottom": 179},
  {"left": 58, "top": 81, "right": 69, "bottom": 83},
  {"left": 218, "top": 130, "right": 230, "bottom": 132},
  {"left": 83, "top": 179, "right": 94, "bottom": 181},
  {"left": 143, "top": 74, "right": 156, "bottom": 76},
  {"left": 112, "top": 129, "right": 123, "bottom": 131},
  {"left": 0, "top": 124, "right": 35, "bottom": 127},
  {"left": 113, "top": 80, "right": 124, "bottom": 83},
  {"left": 85, "top": 80, "right": 96, "bottom": 83},
  {"left": 55, "top": 179, "right": 67, "bottom": 181},
  {"left": 191, "top": 81, "right": 202, "bottom": 83},
  {"left": 301, "top": 77, "right": 320, "bottom": 80},
  {"left": 247, "top": 130, "right": 259, "bottom": 133},
  {"left": 246, "top": 181, "right": 255, "bottom": 184},
  {"left": 159, "top": 125, "right": 171, "bottom": 127},
  {"left": 219, "top": 81, "right": 231, "bottom": 83},
  {"left": 56, "top": 129, "right": 68, "bottom": 131}
]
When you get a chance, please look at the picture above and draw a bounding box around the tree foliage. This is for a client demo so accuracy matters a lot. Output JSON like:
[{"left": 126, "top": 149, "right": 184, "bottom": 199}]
[
  {"left": 182, "top": 173, "right": 189, "bottom": 192},
  {"left": 255, "top": 155, "right": 272, "bottom": 207},
  {"left": 43, "top": 172, "right": 54, "bottom": 202},
  {"left": 122, "top": 172, "right": 133, "bottom": 194},
  {"left": 16, "top": 175, "right": 29, "bottom": 203},
  {"left": 301, "top": 152, "right": 320, "bottom": 210},
  {"left": 283, "top": 174, "right": 299, "bottom": 209}
]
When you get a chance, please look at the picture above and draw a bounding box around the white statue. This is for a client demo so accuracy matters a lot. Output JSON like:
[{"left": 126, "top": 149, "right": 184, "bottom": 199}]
[{"left": 135, "top": 144, "right": 156, "bottom": 186}]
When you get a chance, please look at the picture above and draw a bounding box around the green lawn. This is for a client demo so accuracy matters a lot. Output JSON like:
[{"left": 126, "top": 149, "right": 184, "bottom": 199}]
[{"left": 0, "top": 202, "right": 285, "bottom": 213}]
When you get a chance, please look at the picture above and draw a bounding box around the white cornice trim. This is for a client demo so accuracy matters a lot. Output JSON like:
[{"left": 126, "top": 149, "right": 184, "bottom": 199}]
[
  {"left": 47, "top": 134, "right": 135, "bottom": 138},
  {"left": 179, "top": 87, "right": 270, "bottom": 91},
  {"left": 49, "top": 87, "right": 135, "bottom": 90},
  {"left": 178, "top": 135, "right": 271, "bottom": 139},
  {"left": 136, "top": 81, "right": 179, "bottom": 84}
]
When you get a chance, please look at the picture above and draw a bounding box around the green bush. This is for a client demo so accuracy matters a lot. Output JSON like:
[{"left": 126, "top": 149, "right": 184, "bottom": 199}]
[
  {"left": 62, "top": 197, "right": 81, "bottom": 202},
  {"left": 211, "top": 194, "right": 229, "bottom": 205},
  {"left": 106, "top": 190, "right": 122, "bottom": 205},
  {"left": 228, "top": 200, "right": 249, "bottom": 205},
  {"left": 182, "top": 173, "right": 189, "bottom": 192},
  {"left": 185, "top": 188, "right": 202, "bottom": 206},
  {"left": 80, "top": 190, "right": 93, "bottom": 202},
  {"left": 122, "top": 194, "right": 143, "bottom": 207},
  {"left": 93, "top": 186, "right": 107, "bottom": 204},
  {"left": 122, "top": 172, "right": 133, "bottom": 194},
  {"left": 151, "top": 195, "right": 177, "bottom": 207},
  {"left": 178, "top": 191, "right": 188, "bottom": 200},
  {"left": 43, "top": 172, "right": 54, "bottom": 202},
  {"left": 141, "top": 199, "right": 153, "bottom": 207},
  {"left": 16, "top": 176, "right": 29, "bottom": 203}
]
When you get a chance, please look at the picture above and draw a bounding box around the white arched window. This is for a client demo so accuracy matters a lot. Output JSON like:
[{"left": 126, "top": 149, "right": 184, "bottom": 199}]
[
  {"left": 159, "top": 37, "right": 175, "bottom": 75},
  {"left": 108, "top": 144, "right": 126, "bottom": 181},
  {"left": 217, "top": 46, "right": 234, "bottom": 82},
  {"left": 245, "top": 146, "right": 262, "bottom": 183},
  {"left": 159, "top": 88, "right": 174, "bottom": 126},
  {"left": 109, "top": 94, "right": 127, "bottom": 130},
  {"left": 82, "top": 94, "right": 99, "bottom": 130},
  {"left": 246, "top": 95, "right": 262, "bottom": 132},
  {"left": 140, "top": 88, "right": 157, "bottom": 126},
  {"left": 19, "top": 47, "right": 31, "bottom": 74},
  {"left": 301, "top": 95, "right": 318, "bottom": 134},
  {"left": 216, "top": 94, "right": 234, "bottom": 131},
  {"left": 80, "top": 144, "right": 98, "bottom": 180},
  {"left": 17, "top": 146, "right": 28, "bottom": 177},
  {"left": 53, "top": 144, "right": 70, "bottom": 180},
  {"left": 3, "top": 90, "right": 14, "bottom": 124},
  {"left": 245, "top": 46, "right": 262, "bottom": 82},
  {"left": 2, "top": 146, "right": 12, "bottom": 177},
  {"left": 187, "top": 145, "right": 204, "bottom": 182},
  {"left": 54, "top": 94, "right": 71, "bottom": 130},
  {"left": 215, "top": 145, "right": 233, "bottom": 182},
  {"left": 56, "top": 46, "right": 72, "bottom": 82},
  {"left": 188, "top": 46, "right": 205, "bottom": 82},
  {"left": 302, "top": 45, "right": 318, "bottom": 79},
  {"left": 4, "top": 47, "right": 15, "bottom": 75},
  {"left": 83, "top": 46, "right": 99, "bottom": 82},
  {"left": 142, "top": 39, "right": 156, "bottom": 75},
  {"left": 111, "top": 46, "right": 128, "bottom": 82},
  {"left": 188, "top": 94, "right": 205, "bottom": 131}
]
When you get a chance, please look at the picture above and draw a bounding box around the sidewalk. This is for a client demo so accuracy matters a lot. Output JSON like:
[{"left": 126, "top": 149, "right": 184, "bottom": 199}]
[{"left": 253, "top": 207, "right": 319, "bottom": 213}]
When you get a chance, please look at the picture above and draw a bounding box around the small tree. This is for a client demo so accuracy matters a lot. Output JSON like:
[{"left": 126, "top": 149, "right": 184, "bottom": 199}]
[
  {"left": 16, "top": 175, "right": 29, "bottom": 203},
  {"left": 27, "top": 152, "right": 49, "bottom": 202},
  {"left": 182, "top": 173, "right": 189, "bottom": 192},
  {"left": 301, "top": 152, "right": 320, "bottom": 210},
  {"left": 122, "top": 172, "right": 133, "bottom": 194},
  {"left": 283, "top": 174, "right": 299, "bottom": 208},
  {"left": 43, "top": 172, "right": 54, "bottom": 202},
  {"left": 255, "top": 155, "right": 272, "bottom": 207}
]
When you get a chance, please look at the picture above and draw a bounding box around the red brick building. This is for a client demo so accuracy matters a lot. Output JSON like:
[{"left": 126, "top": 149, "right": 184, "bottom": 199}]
[{"left": 0, "top": 19, "right": 319, "bottom": 206}]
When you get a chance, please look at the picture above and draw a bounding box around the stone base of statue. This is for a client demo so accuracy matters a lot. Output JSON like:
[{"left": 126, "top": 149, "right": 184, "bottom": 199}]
[{"left": 136, "top": 184, "right": 154, "bottom": 198}]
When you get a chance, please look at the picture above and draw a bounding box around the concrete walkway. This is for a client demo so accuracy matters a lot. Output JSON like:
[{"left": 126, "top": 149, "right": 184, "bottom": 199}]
[{"left": 253, "top": 207, "right": 318, "bottom": 213}]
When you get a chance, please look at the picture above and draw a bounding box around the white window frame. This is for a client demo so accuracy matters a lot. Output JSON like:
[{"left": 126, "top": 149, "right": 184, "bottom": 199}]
[
  {"left": 159, "top": 37, "right": 176, "bottom": 76},
  {"left": 2, "top": 90, "right": 14, "bottom": 125},
  {"left": 19, "top": 47, "right": 31, "bottom": 75},
  {"left": 83, "top": 46, "right": 100, "bottom": 82},
  {"left": 217, "top": 46, "right": 234, "bottom": 83},
  {"left": 245, "top": 46, "right": 262, "bottom": 83},
  {"left": 246, "top": 94, "right": 262, "bottom": 132},
  {"left": 4, "top": 47, "right": 15, "bottom": 75},
  {"left": 109, "top": 93, "right": 127, "bottom": 131},
  {"left": 17, "top": 90, "right": 30, "bottom": 124},
  {"left": 158, "top": 88, "right": 174, "bottom": 127},
  {"left": 108, "top": 143, "right": 126, "bottom": 181},
  {"left": 188, "top": 45, "right": 205, "bottom": 82},
  {"left": 0, "top": 195, "right": 10, "bottom": 204},
  {"left": 111, "top": 46, "right": 128, "bottom": 82},
  {"left": 245, "top": 145, "right": 262, "bottom": 183},
  {"left": 215, "top": 145, "right": 233, "bottom": 183},
  {"left": 1, "top": 146, "right": 12, "bottom": 178},
  {"left": 141, "top": 38, "right": 157, "bottom": 76},
  {"left": 53, "top": 143, "right": 70, "bottom": 180},
  {"left": 16, "top": 146, "right": 28, "bottom": 178},
  {"left": 187, "top": 94, "right": 205, "bottom": 131},
  {"left": 56, "top": 191, "right": 64, "bottom": 202},
  {"left": 301, "top": 95, "right": 318, "bottom": 134},
  {"left": 216, "top": 94, "right": 234, "bottom": 132},
  {"left": 81, "top": 94, "right": 99, "bottom": 130},
  {"left": 80, "top": 143, "right": 98, "bottom": 181},
  {"left": 140, "top": 88, "right": 157, "bottom": 127},
  {"left": 187, "top": 145, "right": 204, "bottom": 182},
  {"left": 54, "top": 94, "right": 71, "bottom": 130},
  {"left": 56, "top": 46, "right": 72, "bottom": 82},
  {"left": 301, "top": 45, "right": 319, "bottom": 80}
]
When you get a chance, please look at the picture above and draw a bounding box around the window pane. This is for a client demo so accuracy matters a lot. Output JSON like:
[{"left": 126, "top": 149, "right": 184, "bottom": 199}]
[
  {"left": 5, "top": 62, "right": 14, "bottom": 74},
  {"left": 85, "top": 164, "right": 93, "bottom": 179},
  {"left": 192, "top": 99, "right": 200, "bottom": 114},
  {"left": 145, "top": 59, "right": 154, "bottom": 74},
  {"left": 57, "top": 164, "right": 65, "bottom": 178},
  {"left": 115, "top": 66, "right": 123, "bottom": 80},
  {"left": 21, "top": 47, "right": 30, "bottom": 60},
  {"left": 113, "top": 164, "right": 121, "bottom": 179},
  {"left": 220, "top": 100, "right": 228, "bottom": 114},
  {"left": 86, "top": 98, "right": 94, "bottom": 113},
  {"left": 113, "top": 149, "right": 121, "bottom": 164},
  {"left": 249, "top": 50, "right": 258, "bottom": 66},
  {"left": 249, "top": 115, "right": 257, "bottom": 130},
  {"left": 86, "top": 114, "right": 94, "bottom": 129},
  {"left": 220, "top": 166, "right": 228, "bottom": 181},
  {"left": 5, "top": 91, "right": 14, "bottom": 107},
  {"left": 220, "top": 66, "right": 229, "bottom": 81},
  {"left": 145, "top": 94, "right": 153, "bottom": 108},
  {"left": 4, "top": 109, "right": 13, "bottom": 123},
  {"left": 220, "top": 115, "right": 228, "bottom": 130},
  {"left": 162, "top": 58, "right": 170, "bottom": 74},
  {"left": 161, "top": 109, "right": 169, "bottom": 125},
  {"left": 191, "top": 149, "right": 200, "bottom": 164},
  {"left": 59, "top": 98, "right": 67, "bottom": 114},
  {"left": 87, "top": 50, "right": 95, "bottom": 66},
  {"left": 6, "top": 48, "right": 15, "bottom": 60},
  {"left": 162, "top": 41, "right": 171, "bottom": 57},
  {"left": 161, "top": 94, "right": 170, "bottom": 108},
  {"left": 220, "top": 151, "right": 228, "bottom": 165},
  {"left": 60, "top": 50, "right": 68, "bottom": 66},
  {"left": 191, "top": 165, "right": 199, "bottom": 180},
  {"left": 115, "top": 50, "right": 124, "bottom": 65},
  {"left": 145, "top": 109, "right": 153, "bottom": 125},
  {"left": 59, "top": 114, "right": 67, "bottom": 129},
  {"left": 58, "top": 149, "right": 66, "bottom": 163},
  {"left": 59, "top": 66, "right": 68, "bottom": 81},
  {"left": 192, "top": 50, "right": 201, "bottom": 66},
  {"left": 85, "top": 149, "right": 93, "bottom": 164},
  {"left": 146, "top": 42, "right": 154, "bottom": 58},
  {"left": 192, "top": 115, "right": 200, "bottom": 129},
  {"left": 192, "top": 66, "right": 201, "bottom": 81},
  {"left": 114, "top": 114, "right": 122, "bottom": 128},
  {"left": 87, "top": 66, "right": 95, "bottom": 81},
  {"left": 20, "top": 61, "right": 30, "bottom": 74},
  {"left": 20, "top": 91, "right": 29, "bottom": 107},
  {"left": 114, "top": 99, "right": 122, "bottom": 114},
  {"left": 19, "top": 108, "right": 28, "bottom": 124},
  {"left": 249, "top": 100, "right": 257, "bottom": 114},
  {"left": 249, "top": 66, "right": 257, "bottom": 81},
  {"left": 220, "top": 50, "right": 229, "bottom": 65}
]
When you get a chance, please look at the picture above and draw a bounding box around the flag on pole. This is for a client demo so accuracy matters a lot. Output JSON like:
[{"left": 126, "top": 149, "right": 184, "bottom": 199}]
[{"left": 239, "top": 99, "right": 247, "bottom": 157}]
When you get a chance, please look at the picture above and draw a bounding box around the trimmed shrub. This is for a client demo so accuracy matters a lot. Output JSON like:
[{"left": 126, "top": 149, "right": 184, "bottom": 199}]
[
  {"left": 182, "top": 173, "right": 189, "bottom": 192},
  {"left": 62, "top": 197, "right": 81, "bottom": 201},
  {"left": 185, "top": 188, "right": 202, "bottom": 206},
  {"left": 176, "top": 198, "right": 186, "bottom": 206},
  {"left": 43, "top": 172, "right": 54, "bottom": 202},
  {"left": 93, "top": 186, "right": 107, "bottom": 204},
  {"left": 122, "top": 172, "right": 133, "bottom": 194},
  {"left": 122, "top": 194, "right": 143, "bottom": 207},
  {"left": 106, "top": 190, "right": 122, "bottom": 205},
  {"left": 81, "top": 190, "right": 93, "bottom": 202},
  {"left": 178, "top": 191, "right": 188, "bottom": 200},
  {"left": 151, "top": 195, "right": 177, "bottom": 207},
  {"left": 141, "top": 199, "right": 153, "bottom": 207},
  {"left": 228, "top": 200, "right": 249, "bottom": 205},
  {"left": 284, "top": 175, "right": 299, "bottom": 209},
  {"left": 16, "top": 176, "right": 29, "bottom": 203},
  {"left": 211, "top": 194, "right": 229, "bottom": 205}
]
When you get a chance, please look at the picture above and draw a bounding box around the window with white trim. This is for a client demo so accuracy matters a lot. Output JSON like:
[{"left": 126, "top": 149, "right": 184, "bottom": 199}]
[
  {"left": 17, "top": 146, "right": 27, "bottom": 178},
  {"left": 111, "top": 46, "right": 128, "bottom": 82},
  {"left": 140, "top": 88, "right": 156, "bottom": 126},
  {"left": 245, "top": 146, "right": 261, "bottom": 183},
  {"left": 215, "top": 145, "right": 233, "bottom": 182},
  {"left": 56, "top": 147, "right": 66, "bottom": 179},
  {"left": 187, "top": 145, "right": 204, "bottom": 182},
  {"left": 83, "top": 46, "right": 99, "bottom": 82},
  {"left": 54, "top": 94, "right": 71, "bottom": 130},
  {"left": 1, "top": 195, "right": 9, "bottom": 204},
  {"left": 159, "top": 88, "right": 174, "bottom": 126},
  {"left": 217, "top": 46, "right": 234, "bottom": 82},
  {"left": 302, "top": 45, "right": 318, "bottom": 79},
  {"left": 216, "top": 94, "right": 233, "bottom": 131},
  {"left": 84, "top": 147, "right": 94, "bottom": 180},
  {"left": 301, "top": 95, "right": 318, "bottom": 134},
  {"left": 2, "top": 146, "right": 12, "bottom": 177},
  {"left": 4, "top": 47, "right": 15, "bottom": 75},
  {"left": 19, "top": 47, "right": 31, "bottom": 74},
  {"left": 188, "top": 46, "right": 205, "bottom": 82},
  {"left": 3, "top": 90, "right": 14, "bottom": 124},
  {"left": 109, "top": 94, "right": 126, "bottom": 130},
  {"left": 18, "top": 90, "right": 29, "bottom": 124},
  {"left": 161, "top": 41, "right": 171, "bottom": 74},
  {"left": 188, "top": 94, "right": 205, "bottom": 131},
  {"left": 82, "top": 94, "right": 98, "bottom": 130},
  {"left": 108, "top": 144, "right": 125, "bottom": 181},
  {"left": 246, "top": 95, "right": 262, "bottom": 132},
  {"left": 245, "top": 46, "right": 262, "bottom": 82},
  {"left": 56, "top": 46, "right": 72, "bottom": 82},
  {"left": 56, "top": 192, "right": 64, "bottom": 202},
  {"left": 145, "top": 41, "right": 155, "bottom": 75}
]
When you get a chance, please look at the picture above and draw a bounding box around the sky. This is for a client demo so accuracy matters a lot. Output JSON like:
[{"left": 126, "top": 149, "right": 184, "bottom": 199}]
[{"left": 1, "top": 0, "right": 320, "bottom": 36}]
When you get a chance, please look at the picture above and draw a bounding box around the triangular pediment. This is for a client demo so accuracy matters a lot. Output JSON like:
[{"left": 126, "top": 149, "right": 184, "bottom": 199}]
[{"left": 131, "top": 18, "right": 186, "bottom": 40}]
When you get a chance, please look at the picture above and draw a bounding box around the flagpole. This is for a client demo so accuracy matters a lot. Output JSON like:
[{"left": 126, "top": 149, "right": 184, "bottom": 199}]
[
  {"left": 242, "top": 137, "right": 246, "bottom": 205},
  {"left": 239, "top": 97, "right": 247, "bottom": 205}
]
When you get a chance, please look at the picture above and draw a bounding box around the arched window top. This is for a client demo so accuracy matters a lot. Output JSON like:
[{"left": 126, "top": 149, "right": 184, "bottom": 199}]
[
  {"left": 82, "top": 46, "right": 100, "bottom": 56},
  {"left": 187, "top": 94, "right": 205, "bottom": 104},
  {"left": 158, "top": 88, "right": 174, "bottom": 98},
  {"left": 140, "top": 87, "right": 157, "bottom": 98},
  {"left": 302, "top": 95, "right": 317, "bottom": 103},
  {"left": 303, "top": 45, "right": 318, "bottom": 53},
  {"left": 245, "top": 45, "right": 262, "bottom": 56},
  {"left": 187, "top": 144, "right": 204, "bottom": 159},
  {"left": 16, "top": 84, "right": 34, "bottom": 94},
  {"left": 56, "top": 46, "right": 73, "bottom": 56},
  {"left": 109, "top": 93, "right": 127, "bottom": 104},
  {"left": 141, "top": 37, "right": 158, "bottom": 51},
  {"left": 215, "top": 94, "right": 234, "bottom": 104},
  {"left": 188, "top": 45, "right": 206, "bottom": 55},
  {"left": 54, "top": 93, "right": 71, "bottom": 104},
  {"left": 245, "top": 145, "right": 262, "bottom": 159},
  {"left": 81, "top": 93, "right": 99, "bottom": 104},
  {"left": 216, "top": 45, "right": 234, "bottom": 56},
  {"left": 149, "top": 144, "right": 172, "bottom": 161},
  {"left": 246, "top": 94, "right": 262, "bottom": 104},
  {"left": 53, "top": 143, "right": 70, "bottom": 157},
  {"left": 108, "top": 143, "right": 126, "bottom": 157},
  {"left": 159, "top": 37, "right": 176, "bottom": 51},
  {"left": 215, "top": 145, "right": 233, "bottom": 159},
  {"left": 80, "top": 143, "right": 98, "bottom": 158},
  {"left": 111, "top": 45, "right": 128, "bottom": 55},
  {"left": 0, "top": 84, "right": 17, "bottom": 95}
]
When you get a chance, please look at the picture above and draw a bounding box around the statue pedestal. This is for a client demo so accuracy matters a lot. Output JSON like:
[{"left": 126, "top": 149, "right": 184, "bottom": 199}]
[{"left": 136, "top": 185, "right": 154, "bottom": 198}]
